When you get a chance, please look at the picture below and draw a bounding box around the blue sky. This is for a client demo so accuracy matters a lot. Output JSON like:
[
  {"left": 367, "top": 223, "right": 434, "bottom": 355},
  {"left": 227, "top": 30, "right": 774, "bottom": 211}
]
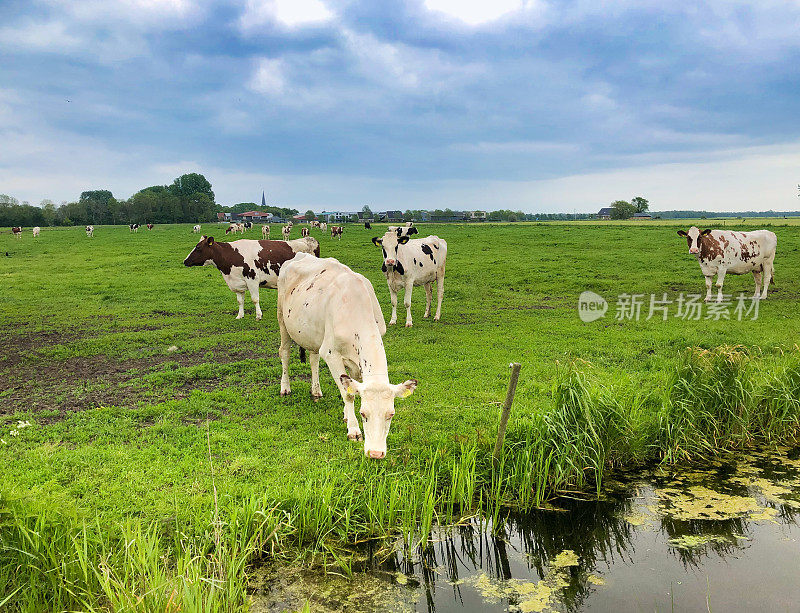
[{"left": 2, "top": 0, "right": 800, "bottom": 212}]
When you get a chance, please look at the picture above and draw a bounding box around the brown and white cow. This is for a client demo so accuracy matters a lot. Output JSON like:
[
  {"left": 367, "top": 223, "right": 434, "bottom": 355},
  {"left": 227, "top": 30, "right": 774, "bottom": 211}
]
[
  {"left": 301, "top": 227, "right": 310, "bottom": 238},
  {"left": 373, "top": 228, "right": 447, "bottom": 327},
  {"left": 183, "top": 235, "right": 320, "bottom": 320},
  {"left": 11, "top": 227, "right": 21, "bottom": 238},
  {"left": 282, "top": 225, "right": 291, "bottom": 240},
  {"left": 262, "top": 225, "right": 270, "bottom": 239},
  {"left": 129, "top": 223, "right": 139, "bottom": 232},
  {"left": 330, "top": 226, "right": 343, "bottom": 240},
  {"left": 146, "top": 223, "right": 154, "bottom": 230},
  {"left": 226, "top": 223, "right": 244, "bottom": 235},
  {"left": 677, "top": 227, "right": 777, "bottom": 302},
  {"left": 277, "top": 252, "right": 417, "bottom": 458},
  {"left": 86, "top": 225, "right": 94, "bottom": 237},
  {"left": 32, "top": 226, "right": 40, "bottom": 237},
  {"left": 193, "top": 224, "right": 202, "bottom": 233}
]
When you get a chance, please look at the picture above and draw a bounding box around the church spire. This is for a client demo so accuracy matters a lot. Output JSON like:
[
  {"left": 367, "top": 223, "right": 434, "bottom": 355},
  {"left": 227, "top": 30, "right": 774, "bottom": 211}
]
[{"left": 261, "top": 191, "right": 266, "bottom": 208}]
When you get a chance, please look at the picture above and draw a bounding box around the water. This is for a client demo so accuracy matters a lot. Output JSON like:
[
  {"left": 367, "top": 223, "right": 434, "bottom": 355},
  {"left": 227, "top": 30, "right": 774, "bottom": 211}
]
[{"left": 252, "top": 446, "right": 800, "bottom": 612}]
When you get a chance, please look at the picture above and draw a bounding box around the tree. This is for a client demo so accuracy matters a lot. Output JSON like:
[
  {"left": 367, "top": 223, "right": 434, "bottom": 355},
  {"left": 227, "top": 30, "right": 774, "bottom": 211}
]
[
  {"left": 361, "top": 205, "right": 373, "bottom": 218},
  {"left": 80, "top": 190, "right": 115, "bottom": 224},
  {"left": 304, "top": 210, "right": 316, "bottom": 220},
  {"left": 169, "top": 173, "right": 214, "bottom": 203},
  {"left": 631, "top": 196, "right": 649, "bottom": 213},
  {"left": 40, "top": 199, "right": 56, "bottom": 226},
  {"left": 0, "top": 194, "right": 19, "bottom": 207},
  {"left": 611, "top": 200, "right": 636, "bottom": 220}
]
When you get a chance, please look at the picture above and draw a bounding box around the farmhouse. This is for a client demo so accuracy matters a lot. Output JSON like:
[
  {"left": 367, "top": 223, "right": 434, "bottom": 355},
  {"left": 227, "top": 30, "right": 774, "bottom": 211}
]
[
  {"left": 634, "top": 212, "right": 652, "bottom": 220},
  {"left": 597, "top": 207, "right": 613, "bottom": 220},
  {"left": 320, "top": 211, "right": 358, "bottom": 222},
  {"left": 467, "top": 210, "right": 487, "bottom": 221}
]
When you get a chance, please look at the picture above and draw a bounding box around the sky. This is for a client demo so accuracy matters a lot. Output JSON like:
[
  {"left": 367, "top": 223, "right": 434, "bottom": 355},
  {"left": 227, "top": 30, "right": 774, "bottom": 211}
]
[{"left": 2, "top": 0, "right": 800, "bottom": 213}]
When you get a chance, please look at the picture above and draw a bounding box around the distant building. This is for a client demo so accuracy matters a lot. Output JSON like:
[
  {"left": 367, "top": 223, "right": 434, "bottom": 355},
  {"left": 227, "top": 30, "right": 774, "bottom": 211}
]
[
  {"left": 431, "top": 211, "right": 466, "bottom": 222},
  {"left": 467, "top": 210, "right": 487, "bottom": 221},
  {"left": 380, "top": 210, "right": 404, "bottom": 222},
  {"left": 319, "top": 211, "right": 357, "bottom": 222},
  {"left": 357, "top": 211, "right": 374, "bottom": 222},
  {"left": 218, "top": 212, "right": 231, "bottom": 222},
  {"left": 633, "top": 212, "right": 652, "bottom": 219},
  {"left": 597, "top": 207, "right": 613, "bottom": 220}
]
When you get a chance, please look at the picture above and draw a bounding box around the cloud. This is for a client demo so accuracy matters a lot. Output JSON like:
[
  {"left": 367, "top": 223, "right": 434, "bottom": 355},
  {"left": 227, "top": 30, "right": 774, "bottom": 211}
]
[
  {"left": 423, "top": 0, "right": 525, "bottom": 25},
  {"left": 239, "top": 0, "right": 334, "bottom": 30}
]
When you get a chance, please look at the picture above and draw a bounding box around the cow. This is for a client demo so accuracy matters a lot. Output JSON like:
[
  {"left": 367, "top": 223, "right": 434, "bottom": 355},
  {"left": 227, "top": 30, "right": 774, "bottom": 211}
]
[
  {"left": 183, "top": 235, "right": 320, "bottom": 320},
  {"left": 387, "top": 225, "right": 419, "bottom": 238},
  {"left": 129, "top": 223, "right": 140, "bottom": 232},
  {"left": 11, "top": 227, "right": 21, "bottom": 238},
  {"left": 32, "top": 227, "right": 40, "bottom": 237},
  {"left": 86, "top": 225, "right": 94, "bottom": 237},
  {"left": 373, "top": 227, "right": 447, "bottom": 327},
  {"left": 311, "top": 220, "right": 320, "bottom": 228},
  {"left": 262, "top": 225, "right": 270, "bottom": 239},
  {"left": 226, "top": 223, "right": 244, "bottom": 235},
  {"left": 405, "top": 221, "right": 414, "bottom": 228},
  {"left": 146, "top": 223, "right": 154, "bottom": 230},
  {"left": 193, "top": 224, "right": 202, "bottom": 233},
  {"left": 320, "top": 222, "right": 327, "bottom": 232},
  {"left": 282, "top": 225, "right": 291, "bottom": 240},
  {"left": 364, "top": 222, "right": 372, "bottom": 230},
  {"left": 277, "top": 252, "right": 417, "bottom": 458},
  {"left": 330, "top": 226, "right": 343, "bottom": 240},
  {"left": 243, "top": 222, "right": 253, "bottom": 231},
  {"left": 301, "top": 227, "right": 310, "bottom": 238},
  {"left": 677, "top": 227, "right": 777, "bottom": 302}
]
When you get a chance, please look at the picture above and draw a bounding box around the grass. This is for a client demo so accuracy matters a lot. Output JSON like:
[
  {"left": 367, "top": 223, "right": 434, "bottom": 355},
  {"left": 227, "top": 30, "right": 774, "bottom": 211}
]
[{"left": 1, "top": 220, "right": 800, "bottom": 610}]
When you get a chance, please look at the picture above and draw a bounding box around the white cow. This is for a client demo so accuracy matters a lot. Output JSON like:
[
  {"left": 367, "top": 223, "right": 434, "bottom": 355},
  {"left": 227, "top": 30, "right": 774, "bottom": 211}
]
[
  {"left": 184, "top": 236, "right": 320, "bottom": 320},
  {"left": 262, "top": 225, "right": 270, "bottom": 239},
  {"left": 677, "top": 227, "right": 778, "bottom": 302},
  {"left": 373, "top": 228, "right": 447, "bottom": 327},
  {"left": 193, "top": 224, "right": 202, "bottom": 233},
  {"left": 277, "top": 253, "right": 417, "bottom": 458},
  {"left": 32, "top": 226, "right": 40, "bottom": 237},
  {"left": 320, "top": 222, "right": 327, "bottom": 232},
  {"left": 86, "top": 225, "right": 94, "bottom": 237},
  {"left": 282, "top": 225, "right": 291, "bottom": 240}
]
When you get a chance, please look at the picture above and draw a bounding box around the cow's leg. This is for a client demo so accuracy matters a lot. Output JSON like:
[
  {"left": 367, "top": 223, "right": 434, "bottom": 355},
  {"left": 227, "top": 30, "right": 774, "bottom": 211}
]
[
  {"left": 246, "top": 282, "right": 262, "bottom": 320},
  {"left": 310, "top": 352, "right": 323, "bottom": 399},
  {"left": 388, "top": 283, "right": 398, "bottom": 325},
  {"left": 403, "top": 280, "right": 414, "bottom": 327},
  {"left": 235, "top": 291, "right": 246, "bottom": 319},
  {"left": 715, "top": 268, "right": 727, "bottom": 303},
  {"left": 703, "top": 275, "right": 713, "bottom": 302},
  {"left": 278, "top": 319, "right": 292, "bottom": 396},
  {"left": 761, "top": 261, "right": 774, "bottom": 299},
  {"left": 323, "top": 352, "right": 362, "bottom": 441},
  {"left": 434, "top": 267, "right": 445, "bottom": 321},
  {"left": 752, "top": 270, "right": 762, "bottom": 299},
  {"left": 423, "top": 283, "right": 432, "bottom": 318}
]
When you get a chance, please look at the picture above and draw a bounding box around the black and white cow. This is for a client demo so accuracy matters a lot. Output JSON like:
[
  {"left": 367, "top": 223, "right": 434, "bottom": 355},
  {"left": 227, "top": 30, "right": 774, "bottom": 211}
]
[
  {"left": 183, "top": 236, "right": 320, "bottom": 320},
  {"left": 364, "top": 222, "right": 372, "bottom": 230},
  {"left": 372, "top": 228, "right": 447, "bottom": 327},
  {"left": 677, "top": 227, "right": 778, "bottom": 302},
  {"left": 86, "top": 225, "right": 94, "bottom": 237},
  {"left": 282, "top": 225, "right": 292, "bottom": 240},
  {"left": 262, "top": 225, "right": 270, "bottom": 238},
  {"left": 243, "top": 222, "right": 253, "bottom": 231},
  {"left": 193, "top": 224, "right": 202, "bottom": 233},
  {"left": 387, "top": 225, "right": 418, "bottom": 238},
  {"left": 129, "top": 223, "right": 140, "bottom": 232},
  {"left": 277, "top": 252, "right": 417, "bottom": 458}
]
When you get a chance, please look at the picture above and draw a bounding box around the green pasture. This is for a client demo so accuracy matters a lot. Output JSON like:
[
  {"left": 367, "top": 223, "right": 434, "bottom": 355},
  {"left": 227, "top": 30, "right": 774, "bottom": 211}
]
[{"left": 1, "top": 220, "right": 799, "bottom": 610}]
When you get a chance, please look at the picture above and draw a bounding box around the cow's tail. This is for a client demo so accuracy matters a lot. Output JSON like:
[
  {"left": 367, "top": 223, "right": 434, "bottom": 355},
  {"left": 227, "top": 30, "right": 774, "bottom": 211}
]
[{"left": 299, "top": 346, "right": 306, "bottom": 363}]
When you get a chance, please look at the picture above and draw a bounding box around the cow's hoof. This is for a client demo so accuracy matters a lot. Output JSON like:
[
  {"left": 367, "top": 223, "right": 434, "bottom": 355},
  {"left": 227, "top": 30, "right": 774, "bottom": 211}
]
[
  {"left": 310, "top": 392, "right": 323, "bottom": 400},
  {"left": 256, "top": 315, "right": 262, "bottom": 321},
  {"left": 347, "top": 431, "right": 363, "bottom": 442},
  {"left": 405, "top": 322, "right": 413, "bottom": 328},
  {"left": 423, "top": 313, "right": 430, "bottom": 318},
  {"left": 433, "top": 316, "right": 440, "bottom": 321},
  {"left": 236, "top": 314, "right": 244, "bottom": 319},
  {"left": 389, "top": 320, "right": 396, "bottom": 326},
  {"left": 280, "top": 390, "right": 291, "bottom": 396}
]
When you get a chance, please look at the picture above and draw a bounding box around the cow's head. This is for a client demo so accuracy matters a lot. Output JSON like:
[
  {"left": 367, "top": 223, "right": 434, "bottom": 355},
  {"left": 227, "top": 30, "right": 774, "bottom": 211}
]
[
  {"left": 341, "top": 374, "right": 416, "bottom": 459},
  {"left": 184, "top": 235, "right": 216, "bottom": 266},
  {"left": 677, "top": 227, "right": 712, "bottom": 255},
  {"left": 372, "top": 228, "right": 414, "bottom": 273}
]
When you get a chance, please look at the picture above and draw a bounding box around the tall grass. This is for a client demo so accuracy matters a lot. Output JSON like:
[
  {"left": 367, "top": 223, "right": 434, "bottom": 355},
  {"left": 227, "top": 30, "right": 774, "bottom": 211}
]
[{"left": 3, "top": 346, "right": 800, "bottom": 610}]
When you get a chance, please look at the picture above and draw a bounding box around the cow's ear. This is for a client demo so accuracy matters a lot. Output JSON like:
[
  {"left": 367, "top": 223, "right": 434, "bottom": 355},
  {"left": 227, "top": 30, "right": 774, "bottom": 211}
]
[
  {"left": 677, "top": 230, "right": 687, "bottom": 237},
  {"left": 372, "top": 237, "right": 382, "bottom": 246},
  {"left": 207, "top": 236, "right": 215, "bottom": 245},
  {"left": 340, "top": 374, "right": 362, "bottom": 396},
  {"left": 398, "top": 235, "right": 410, "bottom": 244},
  {"left": 701, "top": 229, "right": 712, "bottom": 236},
  {"left": 408, "top": 227, "right": 418, "bottom": 235},
  {"left": 393, "top": 379, "right": 417, "bottom": 399}
]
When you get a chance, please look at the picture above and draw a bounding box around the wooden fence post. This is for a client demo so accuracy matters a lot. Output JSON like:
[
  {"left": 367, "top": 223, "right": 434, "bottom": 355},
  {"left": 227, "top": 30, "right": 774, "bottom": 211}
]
[{"left": 493, "top": 362, "right": 521, "bottom": 466}]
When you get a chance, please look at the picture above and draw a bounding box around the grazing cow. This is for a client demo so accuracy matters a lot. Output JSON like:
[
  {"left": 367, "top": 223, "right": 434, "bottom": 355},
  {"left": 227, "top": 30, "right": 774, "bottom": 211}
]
[
  {"left": 301, "top": 227, "right": 310, "bottom": 238},
  {"left": 146, "top": 223, "right": 154, "bottom": 230},
  {"left": 86, "top": 225, "right": 94, "bottom": 237},
  {"left": 677, "top": 227, "right": 778, "bottom": 302},
  {"left": 282, "top": 225, "right": 291, "bottom": 240},
  {"left": 32, "top": 227, "right": 40, "bottom": 237},
  {"left": 129, "top": 223, "right": 140, "bottom": 232},
  {"left": 320, "top": 222, "right": 327, "bottom": 232},
  {"left": 226, "top": 223, "right": 244, "bottom": 235},
  {"left": 330, "top": 226, "right": 343, "bottom": 240},
  {"left": 183, "top": 235, "right": 320, "bottom": 320},
  {"left": 11, "top": 227, "right": 21, "bottom": 238},
  {"left": 364, "top": 222, "right": 372, "bottom": 230},
  {"left": 277, "top": 252, "right": 417, "bottom": 457},
  {"left": 193, "top": 224, "right": 202, "bottom": 233},
  {"left": 262, "top": 225, "right": 270, "bottom": 239},
  {"left": 243, "top": 222, "right": 253, "bottom": 231},
  {"left": 373, "top": 227, "right": 447, "bottom": 327}
]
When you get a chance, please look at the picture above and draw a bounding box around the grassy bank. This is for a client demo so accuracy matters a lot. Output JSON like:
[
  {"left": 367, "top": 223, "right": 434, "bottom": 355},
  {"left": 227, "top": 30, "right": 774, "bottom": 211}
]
[{"left": 2, "top": 222, "right": 800, "bottom": 610}]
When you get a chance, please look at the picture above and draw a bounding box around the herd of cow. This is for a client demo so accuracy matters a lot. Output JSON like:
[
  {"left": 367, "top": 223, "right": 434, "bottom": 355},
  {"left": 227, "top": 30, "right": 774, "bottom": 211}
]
[{"left": 6, "top": 221, "right": 780, "bottom": 458}]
